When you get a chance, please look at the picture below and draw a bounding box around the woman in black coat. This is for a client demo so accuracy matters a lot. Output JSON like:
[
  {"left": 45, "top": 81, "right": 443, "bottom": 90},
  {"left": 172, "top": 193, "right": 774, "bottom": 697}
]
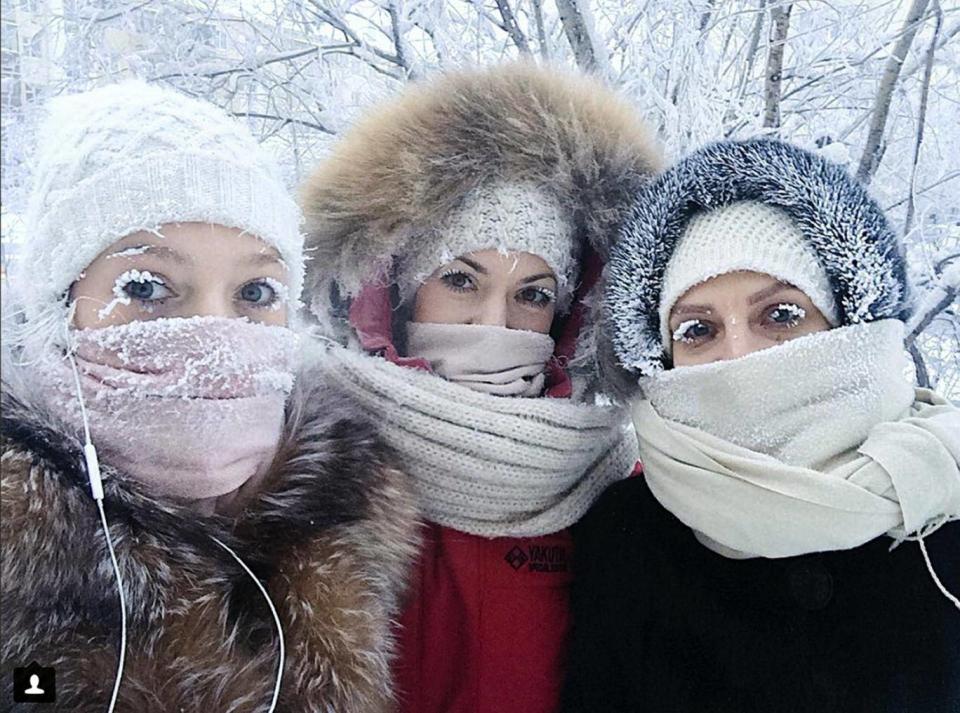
[{"left": 563, "top": 138, "right": 959, "bottom": 713}]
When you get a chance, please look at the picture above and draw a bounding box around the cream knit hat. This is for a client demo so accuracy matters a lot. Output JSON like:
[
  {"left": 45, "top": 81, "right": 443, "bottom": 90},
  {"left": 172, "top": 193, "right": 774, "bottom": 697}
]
[
  {"left": 17, "top": 80, "right": 303, "bottom": 324},
  {"left": 396, "top": 180, "right": 579, "bottom": 310},
  {"left": 658, "top": 201, "right": 839, "bottom": 352}
]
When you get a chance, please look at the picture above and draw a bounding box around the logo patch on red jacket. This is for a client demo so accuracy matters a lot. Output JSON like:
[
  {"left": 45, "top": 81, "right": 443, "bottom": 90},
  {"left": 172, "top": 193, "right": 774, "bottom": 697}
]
[{"left": 504, "top": 545, "right": 568, "bottom": 573}]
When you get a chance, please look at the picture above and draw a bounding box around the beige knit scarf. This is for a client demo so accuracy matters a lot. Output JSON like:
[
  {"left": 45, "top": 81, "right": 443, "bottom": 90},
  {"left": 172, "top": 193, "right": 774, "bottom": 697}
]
[
  {"left": 321, "top": 346, "right": 638, "bottom": 537},
  {"left": 634, "top": 320, "right": 960, "bottom": 560},
  {"left": 405, "top": 322, "right": 555, "bottom": 397}
]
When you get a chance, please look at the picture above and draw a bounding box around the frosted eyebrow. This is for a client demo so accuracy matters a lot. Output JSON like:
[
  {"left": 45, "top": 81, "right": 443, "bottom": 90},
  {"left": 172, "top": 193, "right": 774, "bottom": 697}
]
[{"left": 107, "top": 244, "right": 189, "bottom": 264}]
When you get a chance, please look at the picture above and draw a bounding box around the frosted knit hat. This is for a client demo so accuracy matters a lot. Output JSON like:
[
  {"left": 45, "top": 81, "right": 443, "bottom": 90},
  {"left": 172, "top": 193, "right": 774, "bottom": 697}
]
[
  {"left": 18, "top": 80, "right": 303, "bottom": 323},
  {"left": 658, "top": 201, "right": 839, "bottom": 353},
  {"left": 395, "top": 180, "right": 580, "bottom": 310}
]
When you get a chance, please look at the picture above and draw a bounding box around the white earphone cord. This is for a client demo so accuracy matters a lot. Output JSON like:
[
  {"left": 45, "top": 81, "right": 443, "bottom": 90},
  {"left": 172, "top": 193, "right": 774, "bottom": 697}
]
[
  {"left": 211, "top": 537, "right": 286, "bottom": 712},
  {"left": 67, "top": 348, "right": 284, "bottom": 712},
  {"left": 67, "top": 350, "right": 126, "bottom": 713}
]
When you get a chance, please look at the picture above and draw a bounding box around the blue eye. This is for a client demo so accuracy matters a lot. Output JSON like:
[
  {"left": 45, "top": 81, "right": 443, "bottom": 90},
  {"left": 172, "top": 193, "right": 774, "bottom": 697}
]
[
  {"left": 240, "top": 280, "right": 277, "bottom": 306},
  {"left": 440, "top": 270, "right": 476, "bottom": 293},
  {"left": 120, "top": 272, "right": 172, "bottom": 302}
]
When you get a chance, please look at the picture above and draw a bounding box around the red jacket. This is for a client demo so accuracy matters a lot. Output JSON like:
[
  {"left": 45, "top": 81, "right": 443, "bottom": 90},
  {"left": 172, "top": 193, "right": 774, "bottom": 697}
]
[
  {"left": 395, "top": 526, "right": 575, "bottom": 713},
  {"left": 348, "top": 255, "right": 632, "bottom": 713}
]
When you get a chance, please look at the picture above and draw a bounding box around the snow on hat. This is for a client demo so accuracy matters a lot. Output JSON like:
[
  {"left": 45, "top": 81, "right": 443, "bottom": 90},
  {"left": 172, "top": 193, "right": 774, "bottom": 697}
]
[
  {"left": 605, "top": 138, "right": 910, "bottom": 378},
  {"left": 17, "top": 80, "right": 303, "bottom": 324},
  {"left": 658, "top": 201, "right": 840, "bottom": 353},
  {"left": 395, "top": 179, "right": 579, "bottom": 309}
]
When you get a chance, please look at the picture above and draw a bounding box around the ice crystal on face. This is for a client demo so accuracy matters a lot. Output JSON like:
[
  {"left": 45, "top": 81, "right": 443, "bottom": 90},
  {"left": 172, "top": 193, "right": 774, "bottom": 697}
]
[
  {"left": 773, "top": 303, "right": 806, "bottom": 326},
  {"left": 105, "top": 246, "right": 151, "bottom": 259},
  {"left": 98, "top": 269, "right": 161, "bottom": 320},
  {"left": 672, "top": 319, "right": 702, "bottom": 344},
  {"left": 261, "top": 276, "right": 290, "bottom": 311}
]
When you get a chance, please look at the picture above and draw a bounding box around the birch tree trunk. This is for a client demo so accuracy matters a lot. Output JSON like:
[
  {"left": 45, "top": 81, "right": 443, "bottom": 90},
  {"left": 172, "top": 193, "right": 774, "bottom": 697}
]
[
  {"left": 494, "top": 0, "right": 531, "bottom": 54},
  {"left": 533, "top": 0, "right": 551, "bottom": 59},
  {"left": 905, "top": 0, "right": 942, "bottom": 234},
  {"left": 762, "top": 2, "right": 792, "bottom": 130},
  {"left": 856, "top": 0, "right": 931, "bottom": 183},
  {"left": 555, "top": 0, "right": 605, "bottom": 75},
  {"left": 725, "top": 0, "right": 766, "bottom": 136}
]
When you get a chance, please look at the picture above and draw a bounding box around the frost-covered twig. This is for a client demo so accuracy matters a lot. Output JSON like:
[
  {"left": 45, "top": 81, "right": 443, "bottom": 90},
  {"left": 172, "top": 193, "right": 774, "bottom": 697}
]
[
  {"left": 886, "top": 172, "right": 960, "bottom": 210},
  {"left": 231, "top": 112, "right": 334, "bottom": 135},
  {"left": 907, "top": 259, "right": 960, "bottom": 344}
]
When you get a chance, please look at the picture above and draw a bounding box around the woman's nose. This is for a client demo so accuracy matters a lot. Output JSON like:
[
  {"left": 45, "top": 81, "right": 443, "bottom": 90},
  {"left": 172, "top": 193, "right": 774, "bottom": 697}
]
[
  {"left": 185, "top": 291, "right": 236, "bottom": 319},
  {"left": 718, "top": 321, "right": 767, "bottom": 361},
  {"left": 474, "top": 295, "right": 509, "bottom": 327}
]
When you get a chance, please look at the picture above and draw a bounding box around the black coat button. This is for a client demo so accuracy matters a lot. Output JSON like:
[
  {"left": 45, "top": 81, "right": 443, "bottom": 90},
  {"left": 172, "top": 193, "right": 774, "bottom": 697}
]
[{"left": 788, "top": 562, "right": 834, "bottom": 610}]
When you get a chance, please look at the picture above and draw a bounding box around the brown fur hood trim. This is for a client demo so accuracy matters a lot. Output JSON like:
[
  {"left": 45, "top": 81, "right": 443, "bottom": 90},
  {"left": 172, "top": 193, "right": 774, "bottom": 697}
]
[
  {"left": 300, "top": 61, "right": 663, "bottom": 315},
  {"left": 1, "top": 364, "right": 419, "bottom": 712}
]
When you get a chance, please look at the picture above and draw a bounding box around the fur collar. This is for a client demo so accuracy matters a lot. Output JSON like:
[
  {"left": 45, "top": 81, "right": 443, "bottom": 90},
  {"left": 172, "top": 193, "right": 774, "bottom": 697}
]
[{"left": 1, "top": 362, "right": 418, "bottom": 711}]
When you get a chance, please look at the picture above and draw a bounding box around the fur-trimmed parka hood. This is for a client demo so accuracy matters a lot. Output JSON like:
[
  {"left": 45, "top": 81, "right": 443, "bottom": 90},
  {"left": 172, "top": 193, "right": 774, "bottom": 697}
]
[
  {"left": 604, "top": 138, "right": 911, "bottom": 379},
  {"left": 300, "top": 61, "right": 663, "bottom": 322},
  {"left": 1, "top": 360, "right": 418, "bottom": 712}
]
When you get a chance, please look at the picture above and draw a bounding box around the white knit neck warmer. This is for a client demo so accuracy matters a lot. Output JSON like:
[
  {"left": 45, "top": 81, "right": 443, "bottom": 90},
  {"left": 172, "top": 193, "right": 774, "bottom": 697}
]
[
  {"left": 633, "top": 320, "right": 960, "bottom": 559},
  {"left": 405, "top": 322, "right": 555, "bottom": 397},
  {"left": 321, "top": 346, "right": 638, "bottom": 537}
]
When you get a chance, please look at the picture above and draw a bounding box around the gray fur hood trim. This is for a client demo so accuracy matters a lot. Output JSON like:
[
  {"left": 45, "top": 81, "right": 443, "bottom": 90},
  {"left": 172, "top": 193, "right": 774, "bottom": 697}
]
[{"left": 605, "top": 138, "right": 910, "bottom": 377}]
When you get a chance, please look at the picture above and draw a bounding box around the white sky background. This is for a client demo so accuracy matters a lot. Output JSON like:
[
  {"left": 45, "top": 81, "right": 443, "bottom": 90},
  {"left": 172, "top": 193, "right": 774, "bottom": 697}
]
[{"left": 1, "top": 0, "right": 957, "bottom": 395}]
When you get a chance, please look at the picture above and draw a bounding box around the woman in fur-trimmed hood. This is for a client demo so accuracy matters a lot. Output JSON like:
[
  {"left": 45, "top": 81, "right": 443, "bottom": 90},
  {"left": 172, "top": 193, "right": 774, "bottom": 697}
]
[
  {"left": 563, "top": 138, "right": 960, "bottom": 713},
  {"left": 1, "top": 81, "right": 418, "bottom": 712},
  {"left": 300, "top": 61, "right": 662, "bottom": 713}
]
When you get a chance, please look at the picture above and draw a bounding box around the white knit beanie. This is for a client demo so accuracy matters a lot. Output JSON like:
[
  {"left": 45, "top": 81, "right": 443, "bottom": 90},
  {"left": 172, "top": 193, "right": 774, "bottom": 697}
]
[
  {"left": 658, "top": 201, "right": 839, "bottom": 353},
  {"left": 396, "top": 180, "right": 580, "bottom": 310},
  {"left": 17, "top": 80, "right": 303, "bottom": 324}
]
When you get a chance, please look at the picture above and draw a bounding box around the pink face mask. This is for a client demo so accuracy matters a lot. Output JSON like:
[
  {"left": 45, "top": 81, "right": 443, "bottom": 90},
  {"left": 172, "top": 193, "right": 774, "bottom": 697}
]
[{"left": 45, "top": 316, "right": 299, "bottom": 505}]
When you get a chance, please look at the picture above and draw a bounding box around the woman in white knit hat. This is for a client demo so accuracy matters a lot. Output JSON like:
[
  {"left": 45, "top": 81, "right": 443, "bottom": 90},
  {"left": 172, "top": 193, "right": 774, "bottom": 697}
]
[
  {"left": 563, "top": 138, "right": 959, "bottom": 713},
  {"left": 299, "top": 62, "right": 662, "bottom": 713},
  {"left": 0, "top": 81, "right": 417, "bottom": 712}
]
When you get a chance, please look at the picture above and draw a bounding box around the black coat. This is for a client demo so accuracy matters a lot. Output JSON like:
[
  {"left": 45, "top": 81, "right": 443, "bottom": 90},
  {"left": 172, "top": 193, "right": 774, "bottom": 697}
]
[{"left": 562, "top": 476, "right": 960, "bottom": 713}]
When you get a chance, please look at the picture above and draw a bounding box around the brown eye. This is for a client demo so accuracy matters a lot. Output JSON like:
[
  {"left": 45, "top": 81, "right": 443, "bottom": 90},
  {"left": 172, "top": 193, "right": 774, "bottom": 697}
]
[
  {"left": 766, "top": 303, "right": 806, "bottom": 328},
  {"left": 517, "top": 286, "right": 555, "bottom": 308},
  {"left": 672, "top": 319, "right": 714, "bottom": 344}
]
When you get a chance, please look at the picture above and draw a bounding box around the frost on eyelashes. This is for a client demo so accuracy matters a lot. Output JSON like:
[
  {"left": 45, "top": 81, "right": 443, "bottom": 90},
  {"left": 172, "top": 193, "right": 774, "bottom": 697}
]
[
  {"left": 672, "top": 319, "right": 703, "bottom": 344},
  {"left": 261, "top": 277, "right": 290, "bottom": 311},
  {"left": 774, "top": 303, "right": 806, "bottom": 325},
  {"left": 98, "top": 269, "right": 161, "bottom": 320}
]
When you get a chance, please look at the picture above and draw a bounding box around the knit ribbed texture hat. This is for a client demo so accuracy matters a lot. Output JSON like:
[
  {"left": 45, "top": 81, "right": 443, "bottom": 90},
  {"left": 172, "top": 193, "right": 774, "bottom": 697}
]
[
  {"left": 658, "top": 201, "right": 840, "bottom": 353},
  {"left": 605, "top": 138, "right": 909, "bottom": 380},
  {"left": 395, "top": 180, "right": 579, "bottom": 309},
  {"left": 18, "top": 80, "right": 303, "bottom": 324}
]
